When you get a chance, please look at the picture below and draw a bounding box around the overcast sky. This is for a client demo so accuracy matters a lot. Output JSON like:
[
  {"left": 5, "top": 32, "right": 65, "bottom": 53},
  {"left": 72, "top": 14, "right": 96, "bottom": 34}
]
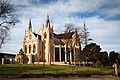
[{"left": 0, "top": 0, "right": 120, "bottom": 53}]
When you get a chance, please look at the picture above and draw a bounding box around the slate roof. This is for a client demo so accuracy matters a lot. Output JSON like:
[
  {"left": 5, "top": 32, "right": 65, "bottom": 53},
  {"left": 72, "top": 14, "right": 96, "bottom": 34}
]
[{"left": 54, "top": 32, "right": 75, "bottom": 39}]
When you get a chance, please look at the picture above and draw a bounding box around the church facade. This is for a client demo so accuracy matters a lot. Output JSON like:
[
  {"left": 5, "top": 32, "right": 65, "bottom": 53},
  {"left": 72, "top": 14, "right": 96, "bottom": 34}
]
[{"left": 23, "top": 14, "right": 81, "bottom": 64}]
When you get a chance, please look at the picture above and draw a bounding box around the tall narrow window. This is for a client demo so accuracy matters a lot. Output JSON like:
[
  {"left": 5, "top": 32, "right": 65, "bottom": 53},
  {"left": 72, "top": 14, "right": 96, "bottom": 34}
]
[
  {"left": 33, "top": 44, "right": 36, "bottom": 53},
  {"left": 50, "top": 33, "right": 52, "bottom": 39},
  {"left": 29, "top": 45, "right": 31, "bottom": 53},
  {"left": 25, "top": 45, "right": 27, "bottom": 53},
  {"left": 44, "top": 32, "right": 47, "bottom": 38}
]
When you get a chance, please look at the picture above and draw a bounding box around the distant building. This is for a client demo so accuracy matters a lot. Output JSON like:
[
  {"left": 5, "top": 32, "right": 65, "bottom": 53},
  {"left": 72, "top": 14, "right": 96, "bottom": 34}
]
[
  {"left": 22, "top": 14, "right": 81, "bottom": 64},
  {"left": 0, "top": 53, "right": 16, "bottom": 64}
]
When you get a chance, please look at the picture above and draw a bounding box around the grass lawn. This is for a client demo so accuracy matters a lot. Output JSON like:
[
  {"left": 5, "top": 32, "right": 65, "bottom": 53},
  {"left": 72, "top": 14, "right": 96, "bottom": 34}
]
[{"left": 0, "top": 64, "right": 114, "bottom": 74}]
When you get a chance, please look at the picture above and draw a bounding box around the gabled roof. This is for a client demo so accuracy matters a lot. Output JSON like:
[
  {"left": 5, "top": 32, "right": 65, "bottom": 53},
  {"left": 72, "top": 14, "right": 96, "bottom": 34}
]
[
  {"left": 33, "top": 32, "right": 38, "bottom": 37},
  {"left": 54, "top": 32, "right": 75, "bottom": 39},
  {"left": 33, "top": 32, "right": 41, "bottom": 40}
]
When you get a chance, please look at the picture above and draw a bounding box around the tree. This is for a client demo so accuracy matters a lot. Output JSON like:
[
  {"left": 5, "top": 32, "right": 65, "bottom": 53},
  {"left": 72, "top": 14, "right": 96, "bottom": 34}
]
[
  {"left": 16, "top": 48, "right": 28, "bottom": 64},
  {"left": 19, "top": 48, "right": 24, "bottom": 64},
  {"left": 118, "top": 53, "right": 120, "bottom": 65},
  {"left": 83, "top": 43, "right": 101, "bottom": 64},
  {"left": 109, "top": 51, "right": 118, "bottom": 66},
  {"left": 64, "top": 23, "right": 81, "bottom": 64},
  {"left": 0, "top": 0, "right": 18, "bottom": 48},
  {"left": 80, "top": 21, "right": 93, "bottom": 46},
  {"left": 99, "top": 51, "right": 109, "bottom": 67}
]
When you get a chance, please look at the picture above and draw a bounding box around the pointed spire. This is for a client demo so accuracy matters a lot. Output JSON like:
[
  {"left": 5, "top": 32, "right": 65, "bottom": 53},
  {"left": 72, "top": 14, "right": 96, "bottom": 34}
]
[
  {"left": 45, "top": 13, "right": 50, "bottom": 27},
  {"left": 83, "top": 21, "right": 86, "bottom": 27},
  {"left": 47, "top": 13, "right": 49, "bottom": 20},
  {"left": 25, "top": 30, "right": 26, "bottom": 33},
  {"left": 28, "top": 19, "right": 32, "bottom": 31}
]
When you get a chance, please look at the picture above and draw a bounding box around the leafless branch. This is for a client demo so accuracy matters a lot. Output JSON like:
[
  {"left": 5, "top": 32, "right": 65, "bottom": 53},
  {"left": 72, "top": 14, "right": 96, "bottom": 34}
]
[{"left": 0, "top": 0, "right": 18, "bottom": 49}]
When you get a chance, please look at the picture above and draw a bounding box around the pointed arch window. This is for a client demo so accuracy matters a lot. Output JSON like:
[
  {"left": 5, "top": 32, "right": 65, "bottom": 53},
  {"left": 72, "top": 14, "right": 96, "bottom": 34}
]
[
  {"left": 44, "top": 32, "right": 47, "bottom": 39},
  {"left": 50, "top": 33, "right": 52, "bottom": 39},
  {"left": 25, "top": 45, "right": 27, "bottom": 53},
  {"left": 33, "top": 44, "right": 36, "bottom": 53},
  {"left": 29, "top": 45, "right": 31, "bottom": 53}
]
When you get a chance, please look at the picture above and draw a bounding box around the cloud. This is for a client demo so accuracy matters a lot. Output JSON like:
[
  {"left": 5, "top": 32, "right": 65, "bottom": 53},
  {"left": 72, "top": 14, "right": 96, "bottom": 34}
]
[
  {"left": 74, "top": 15, "right": 120, "bottom": 52},
  {"left": 100, "top": 43, "right": 120, "bottom": 52},
  {"left": 98, "top": 0, "right": 120, "bottom": 19},
  {"left": 0, "top": 0, "right": 120, "bottom": 53}
]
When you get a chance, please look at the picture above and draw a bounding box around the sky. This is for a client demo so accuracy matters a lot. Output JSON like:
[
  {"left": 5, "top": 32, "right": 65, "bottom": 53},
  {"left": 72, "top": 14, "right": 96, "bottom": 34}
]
[{"left": 0, "top": 0, "right": 120, "bottom": 54}]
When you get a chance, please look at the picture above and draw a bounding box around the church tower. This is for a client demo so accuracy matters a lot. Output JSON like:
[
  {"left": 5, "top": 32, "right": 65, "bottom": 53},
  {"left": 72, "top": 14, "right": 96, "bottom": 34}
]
[
  {"left": 23, "top": 19, "right": 33, "bottom": 64},
  {"left": 23, "top": 19, "right": 43, "bottom": 64},
  {"left": 44, "top": 14, "right": 54, "bottom": 63},
  {"left": 38, "top": 14, "right": 54, "bottom": 63}
]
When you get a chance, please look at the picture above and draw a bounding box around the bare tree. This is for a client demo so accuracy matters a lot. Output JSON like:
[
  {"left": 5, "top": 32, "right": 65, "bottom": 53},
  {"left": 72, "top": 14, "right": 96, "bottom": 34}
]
[
  {"left": 64, "top": 23, "right": 81, "bottom": 65},
  {"left": 63, "top": 22, "right": 93, "bottom": 64},
  {"left": 0, "top": 0, "right": 18, "bottom": 48},
  {"left": 64, "top": 23, "right": 75, "bottom": 53}
]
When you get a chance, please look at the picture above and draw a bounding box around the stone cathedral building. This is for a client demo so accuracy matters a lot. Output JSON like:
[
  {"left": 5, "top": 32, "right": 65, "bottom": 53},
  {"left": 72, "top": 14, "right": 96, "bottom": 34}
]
[{"left": 23, "top": 14, "right": 81, "bottom": 64}]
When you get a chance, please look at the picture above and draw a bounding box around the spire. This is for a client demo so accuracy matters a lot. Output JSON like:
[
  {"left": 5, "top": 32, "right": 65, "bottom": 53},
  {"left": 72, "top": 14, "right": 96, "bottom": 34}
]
[
  {"left": 45, "top": 13, "right": 50, "bottom": 27},
  {"left": 83, "top": 21, "right": 86, "bottom": 27},
  {"left": 28, "top": 19, "right": 32, "bottom": 31}
]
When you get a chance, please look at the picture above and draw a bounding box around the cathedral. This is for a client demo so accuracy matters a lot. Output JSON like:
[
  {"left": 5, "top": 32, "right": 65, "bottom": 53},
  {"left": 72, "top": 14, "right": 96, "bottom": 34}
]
[{"left": 23, "top": 14, "right": 81, "bottom": 64}]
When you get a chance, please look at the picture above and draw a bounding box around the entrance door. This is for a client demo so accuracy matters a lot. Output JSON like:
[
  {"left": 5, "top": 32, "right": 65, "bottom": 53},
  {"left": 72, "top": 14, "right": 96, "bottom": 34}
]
[
  {"left": 55, "top": 48, "right": 59, "bottom": 62},
  {"left": 61, "top": 48, "right": 65, "bottom": 62}
]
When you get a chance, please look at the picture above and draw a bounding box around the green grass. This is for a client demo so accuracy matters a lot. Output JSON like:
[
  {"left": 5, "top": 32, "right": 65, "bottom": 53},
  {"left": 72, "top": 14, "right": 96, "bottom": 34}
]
[{"left": 0, "top": 64, "right": 114, "bottom": 74}]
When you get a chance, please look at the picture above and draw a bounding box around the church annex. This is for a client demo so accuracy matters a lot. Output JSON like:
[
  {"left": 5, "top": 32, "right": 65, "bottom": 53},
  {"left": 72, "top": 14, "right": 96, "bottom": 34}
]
[{"left": 23, "top": 14, "right": 81, "bottom": 64}]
